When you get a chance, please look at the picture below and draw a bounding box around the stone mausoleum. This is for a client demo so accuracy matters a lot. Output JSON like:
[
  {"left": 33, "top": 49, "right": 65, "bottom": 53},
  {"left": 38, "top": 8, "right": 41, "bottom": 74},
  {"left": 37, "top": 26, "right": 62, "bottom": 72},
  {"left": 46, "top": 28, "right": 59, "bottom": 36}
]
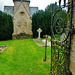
[{"left": 4, "top": 0, "right": 38, "bottom": 39}]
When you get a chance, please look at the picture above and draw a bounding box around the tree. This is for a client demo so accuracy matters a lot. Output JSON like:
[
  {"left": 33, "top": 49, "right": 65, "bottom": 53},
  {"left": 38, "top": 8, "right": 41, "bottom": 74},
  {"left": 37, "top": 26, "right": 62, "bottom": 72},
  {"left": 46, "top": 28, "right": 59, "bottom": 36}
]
[
  {"left": 0, "top": 11, "right": 13, "bottom": 40},
  {"left": 32, "top": 10, "right": 51, "bottom": 38}
]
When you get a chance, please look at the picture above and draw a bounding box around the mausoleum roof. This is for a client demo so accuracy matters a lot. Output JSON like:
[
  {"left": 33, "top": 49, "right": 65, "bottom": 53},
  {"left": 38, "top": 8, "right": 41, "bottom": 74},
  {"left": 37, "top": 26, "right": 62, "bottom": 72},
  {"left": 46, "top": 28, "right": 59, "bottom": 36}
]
[{"left": 13, "top": 0, "right": 30, "bottom": 2}]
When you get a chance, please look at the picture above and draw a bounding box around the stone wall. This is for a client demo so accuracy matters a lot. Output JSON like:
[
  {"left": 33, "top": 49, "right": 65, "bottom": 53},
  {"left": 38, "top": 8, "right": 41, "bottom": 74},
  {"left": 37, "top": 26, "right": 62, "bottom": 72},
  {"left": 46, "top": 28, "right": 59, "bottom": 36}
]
[{"left": 70, "top": 0, "right": 75, "bottom": 75}]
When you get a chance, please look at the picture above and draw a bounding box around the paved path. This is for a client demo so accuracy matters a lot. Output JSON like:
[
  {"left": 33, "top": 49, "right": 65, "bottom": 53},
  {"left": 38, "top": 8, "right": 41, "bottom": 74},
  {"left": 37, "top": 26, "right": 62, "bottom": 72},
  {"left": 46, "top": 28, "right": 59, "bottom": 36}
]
[
  {"left": 42, "top": 39, "right": 51, "bottom": 46},
  {"left": 33, "top": 39, "right": 51, "bottom": 47}
]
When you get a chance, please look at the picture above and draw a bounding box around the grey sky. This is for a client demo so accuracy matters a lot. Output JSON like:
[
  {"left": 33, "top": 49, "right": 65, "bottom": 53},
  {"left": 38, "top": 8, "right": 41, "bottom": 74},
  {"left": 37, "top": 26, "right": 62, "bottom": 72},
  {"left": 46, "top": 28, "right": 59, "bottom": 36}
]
[
  {"left": 0, "top": 0, "right": 59, "bottom": 11},
  {"left": 0, "top": 0, "right": 68, "bottom": 11}
]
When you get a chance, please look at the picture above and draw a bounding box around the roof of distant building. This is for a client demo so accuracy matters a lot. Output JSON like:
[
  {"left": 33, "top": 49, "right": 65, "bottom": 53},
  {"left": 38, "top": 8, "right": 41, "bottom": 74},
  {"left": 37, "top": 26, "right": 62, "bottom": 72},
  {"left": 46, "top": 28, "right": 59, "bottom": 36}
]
[
  {"left": 4, "top": 6, "right": 38, "bottom": 17},
  {"left": 13, "top": 0, "right": 30, "bottom": 2}
]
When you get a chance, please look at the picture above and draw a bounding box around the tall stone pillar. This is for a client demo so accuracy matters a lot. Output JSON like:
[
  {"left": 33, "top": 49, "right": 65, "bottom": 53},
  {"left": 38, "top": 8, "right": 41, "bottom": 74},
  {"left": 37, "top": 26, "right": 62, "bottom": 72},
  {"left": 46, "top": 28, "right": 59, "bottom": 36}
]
[
  {"left": 12, "top": 0, "right": 33, "bottom": 39},
  {"left": 69, "top": 0, "right": 75, "bottom": 75}
]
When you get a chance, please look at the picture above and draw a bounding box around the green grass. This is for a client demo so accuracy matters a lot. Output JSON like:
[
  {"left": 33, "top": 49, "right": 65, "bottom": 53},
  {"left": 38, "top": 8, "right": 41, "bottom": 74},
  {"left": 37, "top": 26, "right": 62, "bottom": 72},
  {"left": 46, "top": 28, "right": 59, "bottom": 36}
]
[
  {"left": 0, "top": 39, "right": 51, "bottom": 75},
  {"left": 55, "top": 34, "right": 61, "bottom": 41}
]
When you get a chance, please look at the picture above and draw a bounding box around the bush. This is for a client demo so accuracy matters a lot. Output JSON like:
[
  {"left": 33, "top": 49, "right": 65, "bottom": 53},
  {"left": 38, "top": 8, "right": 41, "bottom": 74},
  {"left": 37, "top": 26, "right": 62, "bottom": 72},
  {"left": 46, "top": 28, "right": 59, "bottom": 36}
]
[{"left": 0, "top": 11, "right": 13, "bottom": 40}]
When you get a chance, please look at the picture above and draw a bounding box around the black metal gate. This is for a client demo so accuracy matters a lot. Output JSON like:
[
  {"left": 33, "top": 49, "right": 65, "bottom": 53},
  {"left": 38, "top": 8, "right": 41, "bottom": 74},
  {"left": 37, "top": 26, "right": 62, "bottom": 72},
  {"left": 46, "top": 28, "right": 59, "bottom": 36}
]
[{"left": 51, "top": 0, "right": 74, "bottom": 75}]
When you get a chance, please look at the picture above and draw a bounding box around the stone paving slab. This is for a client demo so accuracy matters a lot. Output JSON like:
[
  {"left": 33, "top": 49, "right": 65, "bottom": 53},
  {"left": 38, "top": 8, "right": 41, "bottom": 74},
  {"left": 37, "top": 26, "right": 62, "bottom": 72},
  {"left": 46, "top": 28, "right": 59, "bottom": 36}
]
[
  {"left": 42, "top": 39, "right": 51, "bottom": 46},
  {"left": 0, "top": 45, "right": 8, "bottom": 54},
  {"left": 33, "top": 39, "right": 51, "bottom": 47}
]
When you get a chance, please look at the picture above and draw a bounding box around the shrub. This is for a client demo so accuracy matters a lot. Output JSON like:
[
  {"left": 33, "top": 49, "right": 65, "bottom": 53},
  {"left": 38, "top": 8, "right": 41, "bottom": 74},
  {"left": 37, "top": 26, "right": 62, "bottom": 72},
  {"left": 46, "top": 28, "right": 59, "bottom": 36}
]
[{"left": 0, "top": 11, "right": 13, "bottom": 40}]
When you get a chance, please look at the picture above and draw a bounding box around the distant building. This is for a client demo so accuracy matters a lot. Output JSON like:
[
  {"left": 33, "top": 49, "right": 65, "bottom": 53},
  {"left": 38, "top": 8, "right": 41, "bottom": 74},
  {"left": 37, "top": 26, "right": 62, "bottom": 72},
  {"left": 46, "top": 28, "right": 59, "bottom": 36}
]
[
  {"left": 4, "top": 6, "right": 14, "bottom": 17},
  {"left": 30, "top": 7, "right": 38, "bottom": 17},
  {"left": 4, "top": 6, "right": 38, "bottom": 17}
]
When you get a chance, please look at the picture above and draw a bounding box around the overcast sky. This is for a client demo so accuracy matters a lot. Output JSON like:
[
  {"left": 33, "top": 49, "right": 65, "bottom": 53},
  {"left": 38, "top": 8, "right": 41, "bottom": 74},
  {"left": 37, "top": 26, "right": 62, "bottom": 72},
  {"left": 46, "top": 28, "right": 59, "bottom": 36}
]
[{"left": 0, "top": 0, "right": 60, "bottom": 11}]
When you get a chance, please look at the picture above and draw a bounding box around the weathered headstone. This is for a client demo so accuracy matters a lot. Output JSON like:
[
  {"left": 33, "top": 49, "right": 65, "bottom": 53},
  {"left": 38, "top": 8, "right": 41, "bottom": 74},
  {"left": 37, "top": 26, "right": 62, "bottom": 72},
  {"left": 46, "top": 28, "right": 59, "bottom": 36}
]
[
  {"left": 37, "top": 28, "right": 42, "bottom": 39},
  {"left": 60, "top": 33, "right": 66, "bottom": 42}
]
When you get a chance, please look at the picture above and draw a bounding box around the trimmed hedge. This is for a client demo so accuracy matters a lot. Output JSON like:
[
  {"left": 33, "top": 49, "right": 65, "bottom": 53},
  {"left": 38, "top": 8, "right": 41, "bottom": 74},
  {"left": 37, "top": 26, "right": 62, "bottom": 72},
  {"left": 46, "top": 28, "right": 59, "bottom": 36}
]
[{"left": 0, "top": 11, "right": 13, "bottom": 40}]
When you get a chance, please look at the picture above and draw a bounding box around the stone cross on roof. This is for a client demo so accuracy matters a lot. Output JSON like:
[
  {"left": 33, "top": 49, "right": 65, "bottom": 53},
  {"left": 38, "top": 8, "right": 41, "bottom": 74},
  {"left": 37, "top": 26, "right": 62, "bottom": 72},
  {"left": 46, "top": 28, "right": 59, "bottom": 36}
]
[{"left": 37, "top": 28, "right": 42, "bottom": 39}]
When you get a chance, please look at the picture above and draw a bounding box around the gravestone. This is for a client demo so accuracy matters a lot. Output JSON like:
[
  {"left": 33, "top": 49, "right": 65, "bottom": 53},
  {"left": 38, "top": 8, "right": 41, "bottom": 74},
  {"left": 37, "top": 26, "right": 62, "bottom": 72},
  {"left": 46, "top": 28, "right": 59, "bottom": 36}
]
[
  {"left": 37, "top": 28, "right": 42, "bottom": 39},
  {"left": 60, "top": 33, "right": 66, "bottom": 42}
]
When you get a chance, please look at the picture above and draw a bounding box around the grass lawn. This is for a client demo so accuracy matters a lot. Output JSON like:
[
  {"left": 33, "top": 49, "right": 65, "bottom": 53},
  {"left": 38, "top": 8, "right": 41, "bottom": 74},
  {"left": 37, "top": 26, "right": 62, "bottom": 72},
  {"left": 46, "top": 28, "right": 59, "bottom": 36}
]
[{"left": 0, "top": 39, "right": 51, "bottom": 75}]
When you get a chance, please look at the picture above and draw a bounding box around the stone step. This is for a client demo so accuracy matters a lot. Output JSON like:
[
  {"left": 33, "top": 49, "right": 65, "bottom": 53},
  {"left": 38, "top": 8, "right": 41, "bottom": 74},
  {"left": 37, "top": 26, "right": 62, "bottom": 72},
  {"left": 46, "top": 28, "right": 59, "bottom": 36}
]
[{"left": 16, "top": 35, "right": 27, "bottom": 39}]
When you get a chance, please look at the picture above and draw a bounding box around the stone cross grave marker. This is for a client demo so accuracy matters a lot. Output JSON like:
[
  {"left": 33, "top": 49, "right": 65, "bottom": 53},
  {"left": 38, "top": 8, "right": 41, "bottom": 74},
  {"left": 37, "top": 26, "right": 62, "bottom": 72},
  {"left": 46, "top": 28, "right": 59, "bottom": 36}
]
[{"left": 37, "top": 28, "right": 42, "bottom": 39}]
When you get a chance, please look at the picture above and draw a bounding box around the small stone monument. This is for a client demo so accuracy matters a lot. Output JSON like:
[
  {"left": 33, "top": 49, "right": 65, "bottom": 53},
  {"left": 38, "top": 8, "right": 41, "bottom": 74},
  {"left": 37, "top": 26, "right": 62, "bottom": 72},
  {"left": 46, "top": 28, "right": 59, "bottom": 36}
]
[
  {"left": 60, "top": 33, "right": 66, "bottom": 42},
  {"left": 37, "top": 28, "right": 42, "bottom": 39},
  {"left": 12, "top": 0, "right": 33, "bottom": 39}
]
